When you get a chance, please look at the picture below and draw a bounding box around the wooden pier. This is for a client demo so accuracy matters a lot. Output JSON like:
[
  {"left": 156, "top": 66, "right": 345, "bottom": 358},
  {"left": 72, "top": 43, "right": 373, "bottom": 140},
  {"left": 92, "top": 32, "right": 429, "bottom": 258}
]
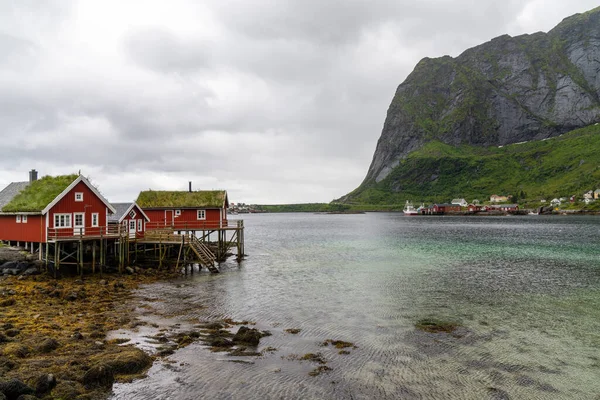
[{"left": 34, "top": 220, "right": 245, "bottom": 276}]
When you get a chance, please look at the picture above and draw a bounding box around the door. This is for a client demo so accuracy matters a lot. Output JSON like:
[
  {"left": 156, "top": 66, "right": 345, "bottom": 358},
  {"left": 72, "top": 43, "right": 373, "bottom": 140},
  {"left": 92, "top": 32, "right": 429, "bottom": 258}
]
[
  {"left": 128, "top": 219, "right": 136, "bottom": 238},
  {"left": 165, "top": 210, "right": 174, "bottom": 227},
  {"left": 74, "top": 212, "right": 85, "bottom": 236}
]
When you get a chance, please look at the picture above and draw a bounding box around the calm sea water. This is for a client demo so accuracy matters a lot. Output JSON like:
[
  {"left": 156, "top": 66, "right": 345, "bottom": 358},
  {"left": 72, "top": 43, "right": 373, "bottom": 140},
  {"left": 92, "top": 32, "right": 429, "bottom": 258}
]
[{"left": 112, "top": 213, "right": 600, "bottom": 400}]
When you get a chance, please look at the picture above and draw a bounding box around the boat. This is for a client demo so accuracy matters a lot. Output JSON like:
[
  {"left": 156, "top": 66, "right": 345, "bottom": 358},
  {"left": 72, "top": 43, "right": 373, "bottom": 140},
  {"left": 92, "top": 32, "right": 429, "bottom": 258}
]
[{"left": 403, "top": 200, "right": 419, "bottom": 215}]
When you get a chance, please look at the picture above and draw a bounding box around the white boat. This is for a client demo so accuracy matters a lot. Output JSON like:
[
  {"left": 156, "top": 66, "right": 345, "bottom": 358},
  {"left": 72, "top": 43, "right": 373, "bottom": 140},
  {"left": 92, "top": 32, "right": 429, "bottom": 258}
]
[{"left": 403, "top": 200, "right": 419, "bottom": 215}]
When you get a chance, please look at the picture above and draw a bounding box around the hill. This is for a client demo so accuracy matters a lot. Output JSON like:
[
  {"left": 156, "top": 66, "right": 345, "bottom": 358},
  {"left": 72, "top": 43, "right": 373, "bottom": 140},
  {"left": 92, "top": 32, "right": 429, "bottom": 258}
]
[{"left": 338, "top": 123, "right": 600, "bottom": 205}]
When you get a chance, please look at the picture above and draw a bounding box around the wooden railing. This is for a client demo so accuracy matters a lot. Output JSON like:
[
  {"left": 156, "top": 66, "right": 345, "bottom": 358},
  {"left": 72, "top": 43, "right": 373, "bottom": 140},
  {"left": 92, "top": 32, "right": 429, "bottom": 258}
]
[
  {"left": 47, "top": 225, "right": 122, "bottom": 240},
  {"left": 145, "top": 219, "right": 243, "bottom": 231}
]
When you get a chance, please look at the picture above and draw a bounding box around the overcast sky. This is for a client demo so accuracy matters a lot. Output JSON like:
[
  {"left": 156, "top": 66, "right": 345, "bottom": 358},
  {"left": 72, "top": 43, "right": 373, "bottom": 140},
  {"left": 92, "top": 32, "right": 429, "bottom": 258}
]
[{"left": 0, "top": 1, "right": 597, "bottom": 204}]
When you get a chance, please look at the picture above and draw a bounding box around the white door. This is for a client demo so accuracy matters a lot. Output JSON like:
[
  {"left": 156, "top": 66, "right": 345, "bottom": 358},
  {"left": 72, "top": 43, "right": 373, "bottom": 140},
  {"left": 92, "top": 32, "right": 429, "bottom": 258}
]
[
  {"left": 74, "top": 212, "right": 85, "bottom": 235},
  {"left": 129, "top": 220, "right": 136, "bottom": 238}
]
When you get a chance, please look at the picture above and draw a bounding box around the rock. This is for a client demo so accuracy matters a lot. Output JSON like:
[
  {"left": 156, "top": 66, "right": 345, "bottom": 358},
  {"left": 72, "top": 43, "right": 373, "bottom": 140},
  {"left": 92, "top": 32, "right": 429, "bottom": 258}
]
[
  {"left": 71, "top": 331, "right": 84, "bottom": 340},
  {"left": 65, "top": 292, "right": 78, "bottom": 301},
  {"left": 35, "top": 374, "right": 57, "bottom": 397},
  {"left": 5, "top": 329, "right": 19, "bottom": 338},
  {"left": 125, "top": 267, "right": 135, "bottom": 274},
  {"left": 82, "top": 364, "right": 115, "bottom": 389},
  {"left": 36, "top": 338, "right": 60, "bottom": 353},
  {"left": 20, "top": 267, "right": 38, "bottom": 276},
  {"left": 0, "top": 378, "right": 35, "bottom": 400},
  {"left": 2, "top": 343, "right": 29, "bottom": 358},
  {"left": 99, "top": 279, "right": 107, "bottom": 286},
  {"left": 232, "top": 326, "right": 262, "bottom": 346},
  {"left": 103, "top": 348, "right": 152, "bottom": 374},
  {"left": 0, "top": 299, "right": 15, "bottom": 307},
  {"left": 15, "top": 394, "right": 37, "bottom": 400}
]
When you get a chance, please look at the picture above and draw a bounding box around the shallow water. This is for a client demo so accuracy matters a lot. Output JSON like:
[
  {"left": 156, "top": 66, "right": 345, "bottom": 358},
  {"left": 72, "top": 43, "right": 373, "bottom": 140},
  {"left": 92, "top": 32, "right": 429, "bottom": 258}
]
[{"left": 111, "top": 213, "right": 600, "bottom": 399}]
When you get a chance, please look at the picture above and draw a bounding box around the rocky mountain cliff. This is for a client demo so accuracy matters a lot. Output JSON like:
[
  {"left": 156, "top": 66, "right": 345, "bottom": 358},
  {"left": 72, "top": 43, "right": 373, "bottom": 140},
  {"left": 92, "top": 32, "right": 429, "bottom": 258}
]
[{"left": 348, "top": 7, "right": 600, "bottom": 199}]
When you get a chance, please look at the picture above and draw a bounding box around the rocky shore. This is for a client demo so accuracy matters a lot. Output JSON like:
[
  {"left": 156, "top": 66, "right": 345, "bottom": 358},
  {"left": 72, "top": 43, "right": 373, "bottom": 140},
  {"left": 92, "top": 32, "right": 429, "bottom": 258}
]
[{"left": 0, "top": 245, "right": 181, "bottom": 400}]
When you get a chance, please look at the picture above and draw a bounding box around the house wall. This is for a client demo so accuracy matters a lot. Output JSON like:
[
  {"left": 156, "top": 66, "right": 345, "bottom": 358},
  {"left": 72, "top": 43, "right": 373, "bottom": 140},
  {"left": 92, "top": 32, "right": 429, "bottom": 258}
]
[
  {"left": 143, "top": 208, "right": 226, "bottom": 227},
  {"left": 48, "top": 181, "right": 109, "bottom": 236},
  {"left": 0, "top": 214, "right": 45, "bottom": 242},
  {"left": 120, "top": 204, "right": 146, "bottom": 237}
]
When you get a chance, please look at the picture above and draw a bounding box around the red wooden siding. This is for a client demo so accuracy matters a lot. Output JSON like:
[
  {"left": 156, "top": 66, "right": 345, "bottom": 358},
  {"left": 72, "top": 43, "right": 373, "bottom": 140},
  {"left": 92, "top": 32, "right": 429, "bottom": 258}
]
[
  {"left": 143, "top": 208, "right": 227, "bottom": 229},
  {"left": 0, "top": 215, "right": 45, "bottom": 242},
  {"left": 119, "top": 204, "right": 146, "bottom": 238},
  {"left": 46, "top": 181, "right": 112, "bottom": 240}
]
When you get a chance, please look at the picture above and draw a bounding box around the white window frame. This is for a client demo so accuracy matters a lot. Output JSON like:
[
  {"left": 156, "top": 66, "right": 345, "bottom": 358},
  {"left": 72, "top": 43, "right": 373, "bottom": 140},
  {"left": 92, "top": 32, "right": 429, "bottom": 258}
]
[
  {"left": 75, "top": 192, "right": 84, "bottom": 202},
  {"left": 197, "top": 209, "right": 206, "bottom": 220},
  {"left": 91, "top": 213, "right": 99, "bottom": 227},
  {"left": 22, "top": 215, "right": 27, "bottom": 223},
  {"left": 16, "top": 215, "right": 21, "bottom": 223},
  {"left": 129, "top": 210, "right": 136, "bottom": 219},
  {"left": 175, "top": 209, "right": 181, "bottom": 216},
  {"left": 54, "top": 213, "right": 72, "bottom": 228},
  {"left": 137, "top": 219, "right": 143, "bottom": 232},
  {"left": 129, "top": 220, "right": 136, "bottom": 232}
]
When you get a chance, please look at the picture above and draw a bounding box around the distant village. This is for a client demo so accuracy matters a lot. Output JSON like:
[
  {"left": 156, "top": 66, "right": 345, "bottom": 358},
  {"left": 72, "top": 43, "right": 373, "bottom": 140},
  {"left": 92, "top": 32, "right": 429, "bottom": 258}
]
[{"left": 417, "top": 188, "right": 600, "bottom": 215}]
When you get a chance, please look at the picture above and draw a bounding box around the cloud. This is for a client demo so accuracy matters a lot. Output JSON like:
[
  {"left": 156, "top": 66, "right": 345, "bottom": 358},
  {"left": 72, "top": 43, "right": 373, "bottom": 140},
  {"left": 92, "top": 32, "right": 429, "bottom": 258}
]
[{"left": 0, "top": 0, "right": 598, "bottom": 203}]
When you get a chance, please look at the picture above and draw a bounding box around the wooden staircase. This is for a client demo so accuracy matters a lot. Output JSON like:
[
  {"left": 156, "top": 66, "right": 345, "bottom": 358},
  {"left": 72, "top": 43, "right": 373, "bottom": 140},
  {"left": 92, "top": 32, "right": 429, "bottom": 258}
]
[{"left": 188, "top": 235, "right": 218, "bottom": 273}]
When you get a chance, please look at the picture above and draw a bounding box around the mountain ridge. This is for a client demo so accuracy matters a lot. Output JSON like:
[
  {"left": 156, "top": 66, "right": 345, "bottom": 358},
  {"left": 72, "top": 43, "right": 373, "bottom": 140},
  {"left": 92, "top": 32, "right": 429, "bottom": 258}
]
[{"left": 342, "top": 7, "right": 600, "bottom": 203}]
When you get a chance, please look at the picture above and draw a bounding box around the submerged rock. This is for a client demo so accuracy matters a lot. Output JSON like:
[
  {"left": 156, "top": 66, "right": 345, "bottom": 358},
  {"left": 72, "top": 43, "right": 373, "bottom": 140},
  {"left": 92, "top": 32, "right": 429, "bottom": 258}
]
[{"left": 232, "top": 326, "right": 263, "bottom": 346}]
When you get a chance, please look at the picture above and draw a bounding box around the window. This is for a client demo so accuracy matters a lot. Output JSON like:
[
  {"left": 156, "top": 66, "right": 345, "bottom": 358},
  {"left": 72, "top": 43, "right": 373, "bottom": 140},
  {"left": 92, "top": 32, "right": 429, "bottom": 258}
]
[
  {"left": 74, "top": 213, "right": 83, "bottom": 227},
  {"left": 175, "top": 210, "right": 181, "bottom": 216},
  {"left": 138, "top": 219, "right": 143, "bottom": 232},
  {"left": 129, "top": 210, "right": 136, "bottom": 218},
  {"left": 197, "top": 209, "right": 206, "bottom": 220},
  {"left": 91, "top": 213, "right": 99, "bottom": 227},
  {"left": 129, "top": 220, "right": 136, "bottom": 231},
  {"left": 22, "top": 215, "right": 27, "bottom": 223},
  {"left": 75, "top": 192, "right": 83, "bottom": 202},
  {"left": 16, "top": 215, "right": 21, "bottom": 223},
  {"left": 54, "top": 214, "right": 72, "bottom": 228}
]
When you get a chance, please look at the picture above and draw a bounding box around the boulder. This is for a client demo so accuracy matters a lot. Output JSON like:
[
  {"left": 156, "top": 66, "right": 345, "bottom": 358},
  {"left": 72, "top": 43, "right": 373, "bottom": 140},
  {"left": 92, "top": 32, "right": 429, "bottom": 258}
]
[
  {"left": 0, "top": 379, "right": 35, "bottom": 400},
  {"left": 36, "top": 338, "right": 60, "bottom": 354},
  {"left": 35, "top": 373, "right": 57, "bottom": 397},
  {"left": 82, "top": 364, "right": 115, "bottom": 389}
]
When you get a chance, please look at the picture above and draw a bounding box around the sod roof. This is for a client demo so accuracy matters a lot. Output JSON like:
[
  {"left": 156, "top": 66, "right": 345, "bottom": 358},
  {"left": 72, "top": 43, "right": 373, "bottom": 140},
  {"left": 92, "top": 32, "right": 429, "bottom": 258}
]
[
  {"left": 136, "top": 190, "right": 228, "bottom": 209},
  {"left": 1, "top": 174, "right": 78, "bottom": 212}
]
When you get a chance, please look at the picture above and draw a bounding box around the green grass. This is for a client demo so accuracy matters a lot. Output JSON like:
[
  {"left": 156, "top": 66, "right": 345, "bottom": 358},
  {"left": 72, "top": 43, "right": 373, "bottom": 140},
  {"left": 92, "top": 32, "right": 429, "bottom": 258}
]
[
  {"left": 341, "top": 124, "right": 600, "bottom": 205},
  {"left": 136, "top": 190, "right": 227, "bottom": 208},
  {"left": 2, "top": 174, "right": 78, "bottom": 212}
]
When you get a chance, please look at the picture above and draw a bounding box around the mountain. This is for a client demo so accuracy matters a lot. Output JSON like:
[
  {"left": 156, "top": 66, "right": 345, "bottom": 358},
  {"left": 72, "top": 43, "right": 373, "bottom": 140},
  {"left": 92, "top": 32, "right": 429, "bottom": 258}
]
[{"left": 340, "top": 7, "right": 600, "bottom": 204}]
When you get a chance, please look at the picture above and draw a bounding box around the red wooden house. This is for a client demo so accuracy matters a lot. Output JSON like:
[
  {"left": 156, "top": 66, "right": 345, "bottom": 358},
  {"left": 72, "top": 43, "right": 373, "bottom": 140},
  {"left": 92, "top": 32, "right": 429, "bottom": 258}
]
[
  {"left": 0, "top": 171, "right": 116, "bottom": 248},
  {"left": 136, "top": 188, "right": 229, "bottom": 230},
  {"left": 108, "top": 202, "right": 150, "bottom": 239}
]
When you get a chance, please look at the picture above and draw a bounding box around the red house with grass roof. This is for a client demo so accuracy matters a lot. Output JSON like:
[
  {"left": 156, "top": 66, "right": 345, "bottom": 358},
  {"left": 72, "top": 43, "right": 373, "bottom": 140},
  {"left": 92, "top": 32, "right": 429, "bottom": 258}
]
[
  {"left": 0, "top": 171, "right": 116, "bottom": 246},
  {"left": 136, "top": 187, "right": 229, "bottom": 230}
]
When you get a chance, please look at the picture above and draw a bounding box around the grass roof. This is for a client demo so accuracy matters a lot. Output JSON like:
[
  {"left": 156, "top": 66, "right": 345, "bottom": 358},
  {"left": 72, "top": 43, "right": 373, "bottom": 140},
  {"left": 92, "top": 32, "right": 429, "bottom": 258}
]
[
  {"left": 136, "top": 190, "right": 227, "bottom": 209},
  {"left": 2, "top": 174, "right": 78, "bottom": 212}
]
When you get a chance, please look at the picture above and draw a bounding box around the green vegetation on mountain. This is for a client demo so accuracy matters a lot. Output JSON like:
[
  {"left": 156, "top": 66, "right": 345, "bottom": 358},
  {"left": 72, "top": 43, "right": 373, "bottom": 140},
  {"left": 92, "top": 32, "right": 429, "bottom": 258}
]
[{"left": 339, "top": 124, "right": 600, "bottom": 205}]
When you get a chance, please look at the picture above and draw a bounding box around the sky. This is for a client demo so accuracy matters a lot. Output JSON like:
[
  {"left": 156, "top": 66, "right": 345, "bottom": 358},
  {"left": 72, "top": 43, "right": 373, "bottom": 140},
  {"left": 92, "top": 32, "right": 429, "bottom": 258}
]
[{"left": 0, "top": 1, "right": 598, "bottom": 204}]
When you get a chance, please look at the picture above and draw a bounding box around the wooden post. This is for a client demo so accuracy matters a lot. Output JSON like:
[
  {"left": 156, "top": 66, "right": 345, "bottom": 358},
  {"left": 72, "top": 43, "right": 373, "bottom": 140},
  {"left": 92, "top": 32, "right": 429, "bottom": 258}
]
[
  {"left": 92, "top": 241, "right": 96, "bottom": 274},
  {"left": 45, "top": 242, "right": 49, "bottom": 272}
]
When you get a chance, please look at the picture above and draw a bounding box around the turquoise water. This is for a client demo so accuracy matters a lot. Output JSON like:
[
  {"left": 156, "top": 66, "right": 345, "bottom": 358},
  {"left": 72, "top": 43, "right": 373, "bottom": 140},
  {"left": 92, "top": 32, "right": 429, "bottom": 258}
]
[{"left": 112, "top": 213, "right": 600, "bottom": 399}]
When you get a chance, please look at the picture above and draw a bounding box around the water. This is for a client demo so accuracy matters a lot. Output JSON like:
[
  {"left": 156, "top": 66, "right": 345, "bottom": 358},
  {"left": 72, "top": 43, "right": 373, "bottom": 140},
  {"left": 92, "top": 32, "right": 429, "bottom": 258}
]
[{"left": 111, "top": 213, "right": 600, "bottom": 399}]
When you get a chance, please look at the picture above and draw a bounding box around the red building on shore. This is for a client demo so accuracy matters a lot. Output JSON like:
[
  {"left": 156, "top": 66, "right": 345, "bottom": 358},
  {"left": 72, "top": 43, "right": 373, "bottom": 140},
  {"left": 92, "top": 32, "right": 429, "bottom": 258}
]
[{"left": 0, "top": 171, "right": 116, "bottom": 250}]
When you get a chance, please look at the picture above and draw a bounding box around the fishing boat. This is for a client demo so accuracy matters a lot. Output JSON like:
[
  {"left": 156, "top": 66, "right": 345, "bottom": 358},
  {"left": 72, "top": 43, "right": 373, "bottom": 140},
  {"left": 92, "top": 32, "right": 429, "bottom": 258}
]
[{"left": 403, "top": 200, "right": 419, "bottom": 215}]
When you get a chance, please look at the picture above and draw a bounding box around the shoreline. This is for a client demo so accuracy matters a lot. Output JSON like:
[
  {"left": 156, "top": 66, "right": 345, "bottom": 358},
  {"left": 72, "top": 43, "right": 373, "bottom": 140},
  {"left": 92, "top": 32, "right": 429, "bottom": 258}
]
[{"left": 0, "top": 246, "right": 184, "bottom": 399}]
